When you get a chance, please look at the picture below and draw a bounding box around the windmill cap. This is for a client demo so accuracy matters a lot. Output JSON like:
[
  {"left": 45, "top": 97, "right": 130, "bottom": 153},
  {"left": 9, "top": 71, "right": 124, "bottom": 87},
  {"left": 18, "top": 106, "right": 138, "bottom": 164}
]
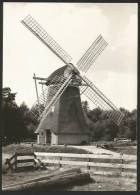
[{"left": 45, "top": 65, "right": 68, "bottom": 85}]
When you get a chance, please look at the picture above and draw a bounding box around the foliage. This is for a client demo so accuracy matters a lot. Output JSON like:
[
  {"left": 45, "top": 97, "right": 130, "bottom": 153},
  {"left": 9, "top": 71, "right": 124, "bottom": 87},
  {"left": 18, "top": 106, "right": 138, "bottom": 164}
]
[
  {"left": 82, "top": 101, "right": 137, "bottom": 141},
  {"left": 81, "top": 100, "right": 89, "bottom": 115},
  {"left": 2, "top": 87, "right": 37, "bottom": 145},
  {"left": 2, "top": 88, "right": 137, "bottom": 145},
  {"left": 117, "top": 108, "right": 137, "bottom": 140}
]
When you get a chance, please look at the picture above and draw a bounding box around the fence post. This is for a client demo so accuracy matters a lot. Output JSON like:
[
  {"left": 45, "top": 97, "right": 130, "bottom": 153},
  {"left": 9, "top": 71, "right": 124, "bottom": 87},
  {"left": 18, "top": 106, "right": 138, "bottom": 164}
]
[
  {"left": 59, "top": 156, "right": 62, "bottom": 168},
  {"left": 14, "top": 152, "right": 17, "bottom": 171},
  {"left": 87, "top": 153, "right": 90, "bottom": 171},
  {"left": 120, "top": 153, "right": 123, "bottom": 176},
  {"left": 33, "top": 153, "right": 37, "bottom": 168},
  {"left": 5, "top": 158, "right": 11, "bottom": 171}
]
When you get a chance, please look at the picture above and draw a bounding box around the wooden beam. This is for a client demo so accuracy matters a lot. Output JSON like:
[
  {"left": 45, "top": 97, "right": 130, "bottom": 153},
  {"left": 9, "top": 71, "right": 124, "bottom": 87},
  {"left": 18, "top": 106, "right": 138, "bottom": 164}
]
[
  {"left": 38, "top": 82, "right": 46, "bottom": 85},
  {"left": 33, "top": 73, "right": 41, "bottom": 115},
  {"left": 33, "top": 76, "right": 48, "bottom": 81},
  {"left": 40, "top": 159, "right": 136, "bottom": 170},
  {"left": 35, "top": 152, "right": 137, "bottom": 160}
]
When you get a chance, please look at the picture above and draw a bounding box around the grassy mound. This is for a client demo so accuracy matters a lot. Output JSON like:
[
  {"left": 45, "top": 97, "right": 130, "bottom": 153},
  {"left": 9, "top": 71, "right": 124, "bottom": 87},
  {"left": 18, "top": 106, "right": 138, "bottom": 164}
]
[{"left": 2, "top": 143, "right": 92, "bottom": 155}]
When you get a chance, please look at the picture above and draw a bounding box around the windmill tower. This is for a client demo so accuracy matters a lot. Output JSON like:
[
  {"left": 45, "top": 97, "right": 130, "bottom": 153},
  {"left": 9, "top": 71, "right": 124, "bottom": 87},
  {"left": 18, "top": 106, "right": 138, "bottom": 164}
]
[{"left": 21, "top": 15, "right": 124, "bottom": 145}]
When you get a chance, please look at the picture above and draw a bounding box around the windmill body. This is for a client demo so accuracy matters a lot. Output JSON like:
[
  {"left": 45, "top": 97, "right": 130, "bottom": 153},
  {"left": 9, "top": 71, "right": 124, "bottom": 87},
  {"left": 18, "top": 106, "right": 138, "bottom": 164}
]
[
  {"left": 21, "top": 15, "right": 124, "bottom": 145},
  {"left": 37, "top": 66, "right": 90, "bottom": 145}
]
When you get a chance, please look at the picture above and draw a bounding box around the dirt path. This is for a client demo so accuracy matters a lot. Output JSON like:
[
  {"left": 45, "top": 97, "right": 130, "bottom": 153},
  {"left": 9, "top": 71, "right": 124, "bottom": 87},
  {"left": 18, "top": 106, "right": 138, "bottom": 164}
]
[
  {"left": 72, "top": 145, "right": 118, "bottom": 155},
  {"left": 71, "top": 145, "right": 137, "bottom": 160}
]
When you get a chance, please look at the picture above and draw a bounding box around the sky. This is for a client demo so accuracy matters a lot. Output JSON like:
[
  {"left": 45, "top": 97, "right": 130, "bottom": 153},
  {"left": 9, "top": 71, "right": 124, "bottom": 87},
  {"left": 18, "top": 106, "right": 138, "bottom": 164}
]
[{"left": 3, "top": 3, "right": 137, "bottom": 111}]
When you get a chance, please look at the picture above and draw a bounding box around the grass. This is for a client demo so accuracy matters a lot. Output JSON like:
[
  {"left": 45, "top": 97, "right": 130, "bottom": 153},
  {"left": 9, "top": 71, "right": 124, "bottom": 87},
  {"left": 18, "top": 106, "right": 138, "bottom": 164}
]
[
  {"left": 111, "top": 146, "right": 137, "bottom": 155},
  {"left": 2, "top": 169, "right": 136, "bottom": 191},
  {"left": 2, "top": 143, "right": 92, "bottom": 155},
  {"left": 91, "top": 140, "right": 137, "bottom": 147},
  {"left": 64, "top": 175, "right": 136, "bottom": 191},
  {"left": 2, "top": 168, "right": 58, "bottom": 187},
  {"left": 2, "top": 142, "right": 137, "bottom": 191},
  {"left": 3, "top": 141, "right": 137, "bottom": 155},
  {"left": 2, "top": 143, "right": 92, "bottom": 175},
  {"left": 92, "top": 141, "right": 137, "bottom": 155}
]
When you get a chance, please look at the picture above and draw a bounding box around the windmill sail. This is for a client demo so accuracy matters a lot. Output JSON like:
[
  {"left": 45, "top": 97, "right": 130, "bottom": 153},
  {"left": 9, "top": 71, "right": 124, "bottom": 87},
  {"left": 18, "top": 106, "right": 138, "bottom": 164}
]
[
  {"left": 21, "top": 15, "right": 124, "bottom": 126},
  {"left": 35, "top": 74, "right": 73, "bottom": 133},
  {"left": 79, "top": 75, "right": 124, "bottom": 125},
  {"left": 76, "top": 34, "right": 108, "bottom": 73},
  {"left": 21, "top": 15, "right": 72, "bottom": 64},
  {"left": 30, "top": 86, "right": 48, "bottom": 121}
]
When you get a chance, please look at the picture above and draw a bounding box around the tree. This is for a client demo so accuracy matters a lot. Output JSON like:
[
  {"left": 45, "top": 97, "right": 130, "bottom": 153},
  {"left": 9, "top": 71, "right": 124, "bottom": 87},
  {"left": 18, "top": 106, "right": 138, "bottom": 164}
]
[
  {"left": 88, "top": 107, "right": 102, "bottom": 122},
  {"left": 117, "top": 108, "right": 137, "bottom": 140},
  {"left": 19, "top": 102, "right": 37, "bottom": 139},
  {"left": 2, "top": 88, "right": 28, "bottom": 144},
  {"left": 82, "top": 101, "right": 89, "bottom": 115},
  {"left": 84, "top": 104, "right": 137, "bottom": 141}
]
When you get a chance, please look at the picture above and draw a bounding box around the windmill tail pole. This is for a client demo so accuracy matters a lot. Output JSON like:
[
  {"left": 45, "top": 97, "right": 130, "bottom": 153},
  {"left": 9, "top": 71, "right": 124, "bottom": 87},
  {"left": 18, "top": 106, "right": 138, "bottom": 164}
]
[{"left": 33, "top": 73, "right": 41, "bottom": 115}]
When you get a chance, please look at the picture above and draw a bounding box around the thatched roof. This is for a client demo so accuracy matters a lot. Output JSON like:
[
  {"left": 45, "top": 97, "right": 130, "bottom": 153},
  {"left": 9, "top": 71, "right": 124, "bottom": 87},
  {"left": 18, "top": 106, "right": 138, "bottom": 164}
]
[
  {"left": 36, "top": 86, "right": 90, "bottom": 135},
  {"left": 45, "top": 65, "right": 82, "bottom": 86},
  {"left": 35, "top": 65, "right": 89, "bottom": 135},
  {"left": 46, "top": 65, "right": 67, "bottom": 86}
]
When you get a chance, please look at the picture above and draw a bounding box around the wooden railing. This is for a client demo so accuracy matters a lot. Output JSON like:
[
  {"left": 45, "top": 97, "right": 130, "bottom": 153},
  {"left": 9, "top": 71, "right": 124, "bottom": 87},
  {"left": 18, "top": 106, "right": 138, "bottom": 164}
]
[
  {"left": 5, "top": 152, "right": 45, "bottom": 171},
  {"left": 5, "top": 152, "right": 136, "bottom": 178},
  {"left": 5, "top": 153, "right": 17, "bottom": 171},
  {"left": 35, "top": 152, "right": 137, "bottom": 178}
]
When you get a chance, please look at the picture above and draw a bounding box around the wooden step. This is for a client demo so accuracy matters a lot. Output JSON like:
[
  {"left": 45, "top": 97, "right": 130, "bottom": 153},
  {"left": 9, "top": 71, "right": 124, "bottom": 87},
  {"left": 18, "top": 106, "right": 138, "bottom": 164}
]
[
  {"left": 17, "top": 159, "right": 35, "bottom": 163},
  {"left": 15, "top": 165, "right": 36, "bottom": 172}
]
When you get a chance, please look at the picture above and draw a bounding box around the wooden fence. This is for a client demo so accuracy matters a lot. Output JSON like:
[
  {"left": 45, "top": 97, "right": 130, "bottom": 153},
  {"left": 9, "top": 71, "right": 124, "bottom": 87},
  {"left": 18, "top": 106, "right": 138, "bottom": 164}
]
[
  {"left": 35, "top": 152, "right": 137, "bottom": 178},
  {"left": 5, "top": 152, "right": 136, "bottom": 178},
  {"left": 5, "top": 152, "right": 45, "bottom": 171}
]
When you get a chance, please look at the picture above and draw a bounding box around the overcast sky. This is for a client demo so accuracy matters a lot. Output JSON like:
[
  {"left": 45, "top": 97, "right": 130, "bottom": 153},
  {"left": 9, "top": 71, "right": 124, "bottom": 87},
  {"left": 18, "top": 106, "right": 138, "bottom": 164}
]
[{"left": 3, "top": 3, "right": 137, "bottom": 111}]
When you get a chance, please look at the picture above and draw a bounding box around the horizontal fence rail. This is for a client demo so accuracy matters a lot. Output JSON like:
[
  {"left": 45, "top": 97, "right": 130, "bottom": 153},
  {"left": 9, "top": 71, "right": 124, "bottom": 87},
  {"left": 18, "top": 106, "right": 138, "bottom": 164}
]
[
  {"left": 35, "top": 152, "right": 137, "bottom": 178},
  {"left": 35, "top": 152, "right": 136, "bottom": 160},
  {"left": 34, "top": 159, "right": 136, "bottom": 169},
  {"left": 5, "top": 152, "right": 136, "bottom": 178}
]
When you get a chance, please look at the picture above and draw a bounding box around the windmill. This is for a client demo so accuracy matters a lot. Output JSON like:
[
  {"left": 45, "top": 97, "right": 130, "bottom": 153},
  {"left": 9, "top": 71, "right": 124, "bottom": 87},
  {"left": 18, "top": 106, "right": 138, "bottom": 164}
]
[{"left": 21, "top": 15, "right": 124, "bottom": 145}]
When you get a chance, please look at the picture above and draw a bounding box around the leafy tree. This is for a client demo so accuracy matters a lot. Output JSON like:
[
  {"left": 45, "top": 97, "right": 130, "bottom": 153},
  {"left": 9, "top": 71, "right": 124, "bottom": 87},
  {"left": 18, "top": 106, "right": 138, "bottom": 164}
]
[
  {"left": 19, "top": 102, "right": 38, "bottom": 139},
  {"left": 88, "top": 107, "right": 102, "bottom": 122},
  {"left": 118, "top": 108, "right": 137, "bottom": 140},
  {"left": 82, "top": 101, "right": 89, "bottom": 115},
  {"left": 2, "top": 88, "right": 28, "bottom": 144},
  {"left": 83, "top": 104, "right": 137, "bottom": 141}
]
